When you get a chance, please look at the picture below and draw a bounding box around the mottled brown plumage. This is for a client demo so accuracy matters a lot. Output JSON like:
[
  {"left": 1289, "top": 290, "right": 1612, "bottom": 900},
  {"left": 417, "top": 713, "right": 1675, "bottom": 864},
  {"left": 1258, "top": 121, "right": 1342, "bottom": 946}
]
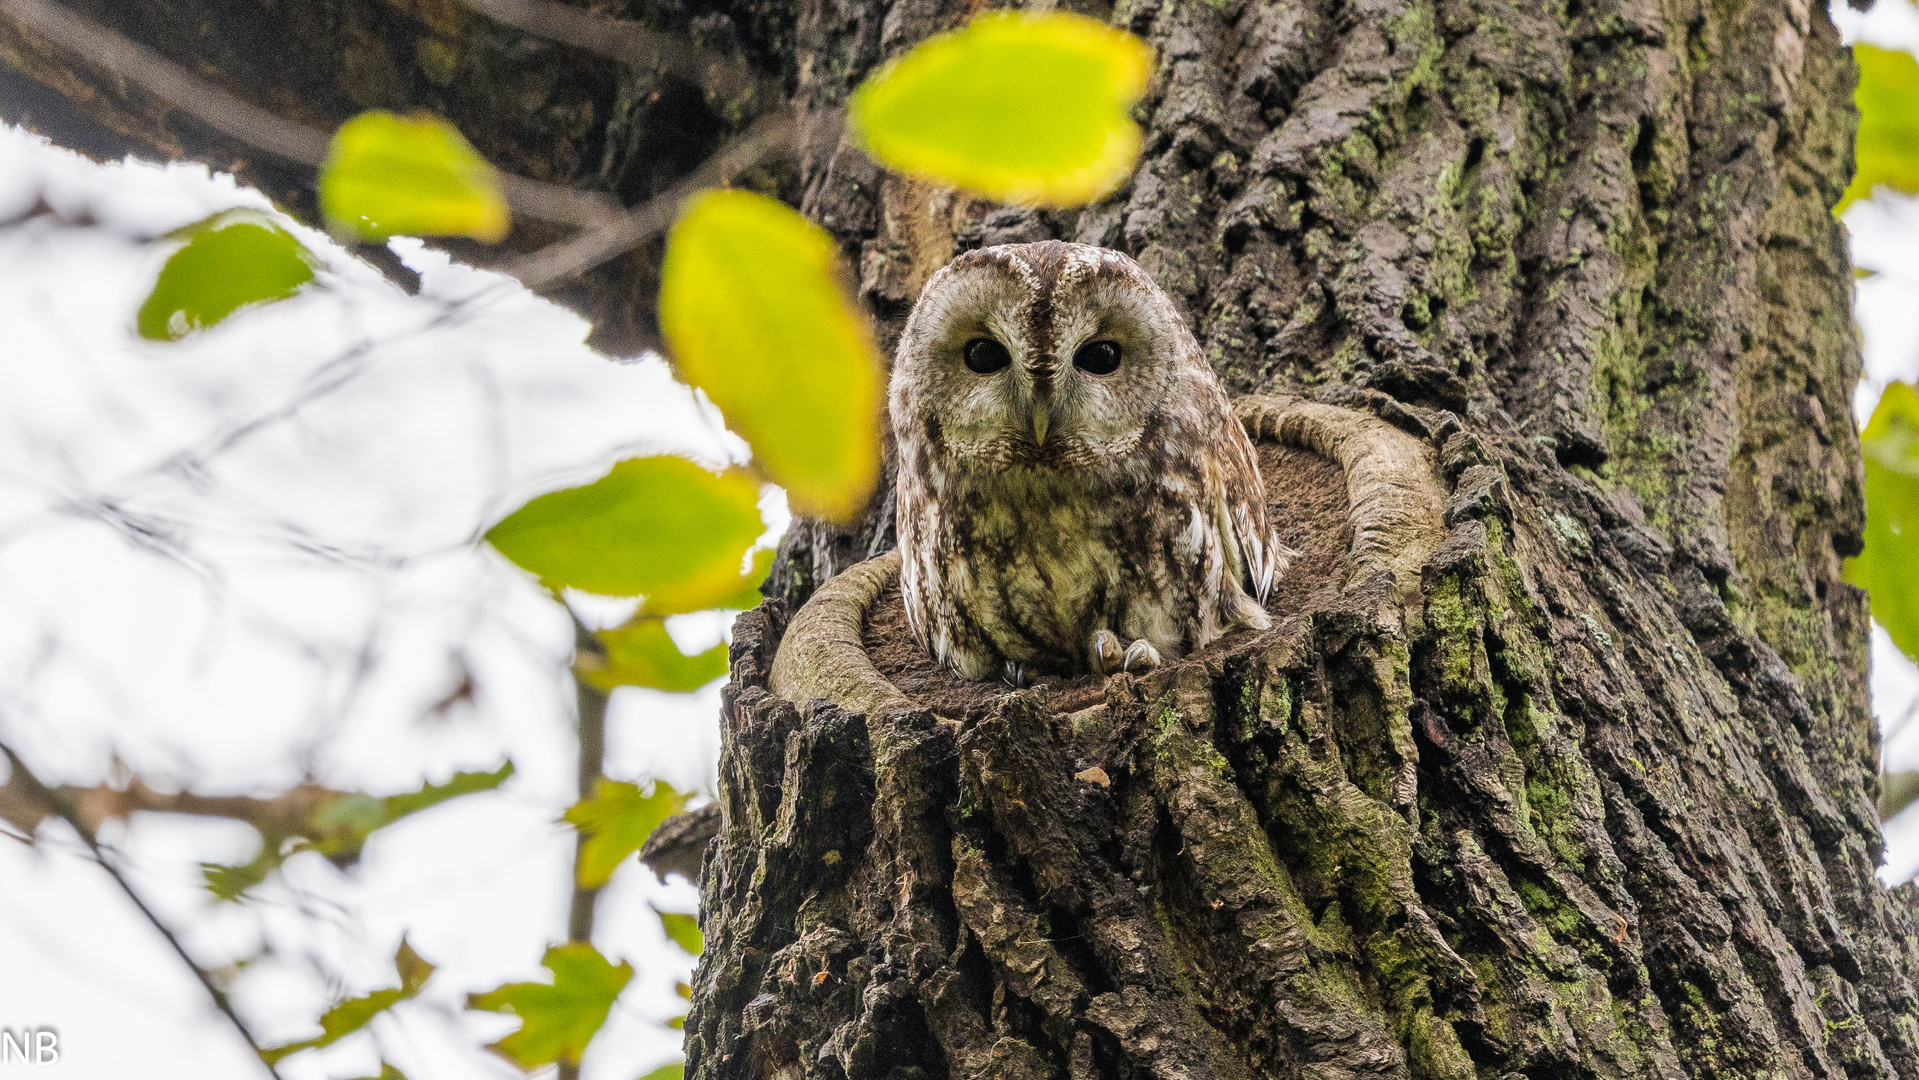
[{"left": 891, "top": 242, "right": 1288, "bottom": 682}]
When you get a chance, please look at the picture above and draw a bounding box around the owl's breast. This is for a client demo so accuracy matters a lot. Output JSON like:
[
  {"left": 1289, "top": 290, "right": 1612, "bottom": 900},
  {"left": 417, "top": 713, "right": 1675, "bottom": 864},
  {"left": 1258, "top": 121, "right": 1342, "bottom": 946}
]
[{"left": 901, "top": 463, "right": 1232, "bottom": 678}]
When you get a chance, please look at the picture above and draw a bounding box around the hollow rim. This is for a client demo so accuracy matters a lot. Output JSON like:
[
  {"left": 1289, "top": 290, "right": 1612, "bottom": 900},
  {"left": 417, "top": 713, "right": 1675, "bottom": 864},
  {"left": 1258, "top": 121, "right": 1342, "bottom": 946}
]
[{"left": 768, "top": 396, "right": 1446, "bottom": 715}]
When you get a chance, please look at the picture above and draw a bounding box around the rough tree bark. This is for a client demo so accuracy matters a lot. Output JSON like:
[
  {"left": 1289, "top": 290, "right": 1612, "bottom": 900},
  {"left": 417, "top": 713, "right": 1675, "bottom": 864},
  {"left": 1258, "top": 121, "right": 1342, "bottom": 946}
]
[{"left": 5, "top": 0, "right": 1911, "bottom": 1075}]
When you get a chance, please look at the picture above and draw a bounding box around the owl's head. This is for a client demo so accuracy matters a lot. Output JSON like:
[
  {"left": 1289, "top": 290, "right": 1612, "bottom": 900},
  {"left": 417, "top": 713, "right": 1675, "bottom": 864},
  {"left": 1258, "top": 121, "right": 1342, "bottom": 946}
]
[{"left": 891, "top": 242, "right": 1216, "bottom": 478}]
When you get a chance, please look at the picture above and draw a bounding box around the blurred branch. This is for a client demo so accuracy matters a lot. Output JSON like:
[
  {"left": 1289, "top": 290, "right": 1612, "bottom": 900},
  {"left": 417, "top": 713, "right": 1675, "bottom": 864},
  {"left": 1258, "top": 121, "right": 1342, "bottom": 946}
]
[
  {"left": 0, "top": 0, "right": 324, "bottom": 162},
  {"left": 506, "top": 111, "right": 797, "bottom": 288},
  {"left": 0, "top": 0, "right": 619, "bottom": 229},
  {"left": 567, "top": 616, "right": 609, "bottom": 946},
  {"left": 639, "top": 801, "right": 720, "bottom": 884},
  {"left": 0, "top": 766, "right": 339, "bottom": 839},
  {"left": 561, "top": 616, "right": 610, "bottom": 1080},
  {"left": 454, "top": 0, "right": 771, "bottom": 100},
  {"left": 0, "top": 743, "right": 284, "bottom": 1079}
]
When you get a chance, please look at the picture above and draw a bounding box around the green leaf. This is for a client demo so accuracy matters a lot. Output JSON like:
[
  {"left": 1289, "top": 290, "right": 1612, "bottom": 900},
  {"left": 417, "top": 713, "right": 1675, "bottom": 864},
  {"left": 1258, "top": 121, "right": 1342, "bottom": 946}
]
[
  {"left": 849, "top": 11, "right": 1154, "bottom": 207},
  {"left": 204, "top": 765, "right": 513, "bottom": 899},
  {"left": 486, "top": 456, "right": 765, "bottom": 601},
  {"left": 581, "top": 619, "right": 728, "bottom": 693},
  {"left": 658, "top": 191, "right": 883, "bottom": 523},
  {"left": 136, "top": 211, "right": 316, "bottom": 341},
  {"left": 1846, "top": 382, "right": 1919, "bottom": 661},
  {"left": 345, "top": 1066, "right": 411, "bottom": 1080},
  {"left": 320, "top": 110, "right": 510, "bottom": 242},
  {"left": 308, "top": 762, "right": 516, "bottom": 861},
  {"left": 636, "top": 1065, "right": 685, "bottom": 1080},
  {"left": 383, "top": 761, "right": 517, "bottom": 822},
  {"left": 642, "top": 546, "right": 775, "bottom": 618},
  {"left": 1882, "top": 771, "right": 1919, "bottom": 821},
  {"left": 564, "top": 779, "right": 690, "bottom": 888},
  {"left": 467, "top": 943, "right": 633, "bottom": 1070},
  {"left": 263, "top": 939, "right": 436, "bottom": 1064},
  {"left": 656, "top": 908, "right": 703, "bottom": 956},
  {"left": 201, "top": 844, "right": 286, "bottom": 901},
  {"left": 1843, "top": 44, "right": 1919, "bottom": 212}
]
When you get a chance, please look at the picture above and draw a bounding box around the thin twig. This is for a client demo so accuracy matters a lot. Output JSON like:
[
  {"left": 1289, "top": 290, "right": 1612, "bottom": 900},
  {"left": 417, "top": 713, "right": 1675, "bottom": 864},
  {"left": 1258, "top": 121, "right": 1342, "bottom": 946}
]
[
  {"left": 506, "top": 111, "right": 798, "bottom": 288},
  {"left": 0, "top": 0, "right": 619, "bottom": 228},
  {"left": 454, "top": 0, "right": 772, "bottom": 100},
  {"left": 0, "top": 743, "right": 283, "bottom": 1079}
]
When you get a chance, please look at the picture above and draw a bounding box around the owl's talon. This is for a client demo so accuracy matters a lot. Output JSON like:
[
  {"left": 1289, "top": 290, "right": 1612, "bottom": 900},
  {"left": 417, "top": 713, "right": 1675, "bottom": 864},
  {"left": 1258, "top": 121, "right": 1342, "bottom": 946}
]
[
  {"left": 1003, "top": 661, "right": 1029, "bottom": 688},
  {"left": 1122, "top": 639, "right": 1162, "bottom": 673},
  {"left": 1092, "top": 630, "right": 1123, "bottom": 676}
]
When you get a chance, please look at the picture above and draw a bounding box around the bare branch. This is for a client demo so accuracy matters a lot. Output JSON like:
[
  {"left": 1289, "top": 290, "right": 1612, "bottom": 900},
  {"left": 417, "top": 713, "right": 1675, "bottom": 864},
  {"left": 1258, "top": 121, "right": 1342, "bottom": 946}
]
[
  {"left": 455, "top": 0, "right": 771, "bottom": 100},
  {"left": 506, "top": 111, "right": 799, "bottom": 288},
  {"left": 0, "top": 743, "right": 284, "bottom": 1079},
  {"left": 0, "top": 0, "right": 324, "bottom": 163},
  {"left": 0, "top": 765, "right": 339, "bottom": 840},
  {"left": 0, "top": 0, "right": 620, "bottom": 229}
]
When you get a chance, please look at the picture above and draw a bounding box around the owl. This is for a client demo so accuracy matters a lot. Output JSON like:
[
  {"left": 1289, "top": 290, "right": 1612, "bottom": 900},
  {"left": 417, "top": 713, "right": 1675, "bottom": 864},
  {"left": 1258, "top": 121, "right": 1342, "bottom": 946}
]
[{"left": 890, "top": 241, "right": 1289, "bottom": 683}]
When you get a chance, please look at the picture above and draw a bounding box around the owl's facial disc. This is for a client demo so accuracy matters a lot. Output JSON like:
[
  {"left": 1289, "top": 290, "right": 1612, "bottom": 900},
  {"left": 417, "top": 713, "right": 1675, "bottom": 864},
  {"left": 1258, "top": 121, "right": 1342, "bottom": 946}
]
[{"left": 890, "top": 242, "right": 1198, "bottom": 476}]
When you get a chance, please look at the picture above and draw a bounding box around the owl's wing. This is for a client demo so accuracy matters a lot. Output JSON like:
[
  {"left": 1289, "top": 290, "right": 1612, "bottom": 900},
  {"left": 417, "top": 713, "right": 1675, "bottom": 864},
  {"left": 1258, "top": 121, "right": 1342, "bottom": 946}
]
[{"left": 1220, "top": 430, "right": 1294, "bottom": 606}]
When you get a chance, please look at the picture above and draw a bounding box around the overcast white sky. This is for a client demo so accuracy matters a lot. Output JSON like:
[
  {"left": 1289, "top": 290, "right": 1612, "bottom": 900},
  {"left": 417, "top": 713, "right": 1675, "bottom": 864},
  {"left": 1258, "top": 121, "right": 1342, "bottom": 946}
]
[
  {"left": 0, "top": 122, "right": 763, "bottom": 1080},
  {"left": 9, "top": 6, "right": 1919, "bottom": 1076}
]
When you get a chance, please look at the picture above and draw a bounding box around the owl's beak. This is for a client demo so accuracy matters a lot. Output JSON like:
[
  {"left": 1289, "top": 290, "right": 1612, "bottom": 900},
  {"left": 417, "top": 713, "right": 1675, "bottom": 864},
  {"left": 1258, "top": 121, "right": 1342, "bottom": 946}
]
[{"left": 1030, "top": 401, "right": 1051, "bottom": 446}]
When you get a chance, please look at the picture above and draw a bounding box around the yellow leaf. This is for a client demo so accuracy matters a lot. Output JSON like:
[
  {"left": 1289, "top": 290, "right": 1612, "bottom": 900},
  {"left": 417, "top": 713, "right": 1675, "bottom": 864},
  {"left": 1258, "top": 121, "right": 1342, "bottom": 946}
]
[
  {"left": 321, "top": 111, "right": 510, "bottom": 242},
  {"left": 1842, "top": 45, "right": 1919, "bottom": 213},
  {"left": 1847, "top": 382, "right": 1919, "bottom": 662},
  {"left": 849, "top": 12, "right": 1154, "bottom": 207},
  {"left": 659, "top": 191, "right": 883, "bottom": 522},
  {"left": 580, "top": 619, "right": 728, "bottom": 693}
]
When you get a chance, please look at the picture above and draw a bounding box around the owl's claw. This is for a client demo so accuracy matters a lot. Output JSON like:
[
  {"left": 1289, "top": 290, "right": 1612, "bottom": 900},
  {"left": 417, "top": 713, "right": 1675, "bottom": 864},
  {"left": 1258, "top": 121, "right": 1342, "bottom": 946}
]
[
  {"left": 1122, "top": 639, "right": 1162, "bottom": 673},
  {"left": 1091, "top": 630, "right": 1123, "bottom": 676},
  {"left": 1003, "top": 660, "right": 1030, "bottom": 688}
]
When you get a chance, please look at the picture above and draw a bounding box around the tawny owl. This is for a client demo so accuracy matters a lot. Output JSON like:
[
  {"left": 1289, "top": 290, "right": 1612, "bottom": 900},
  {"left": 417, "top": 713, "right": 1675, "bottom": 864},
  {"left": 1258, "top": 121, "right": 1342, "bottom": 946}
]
[{"left": 891, "top": 241, "right": 1289, "bottom": 683}]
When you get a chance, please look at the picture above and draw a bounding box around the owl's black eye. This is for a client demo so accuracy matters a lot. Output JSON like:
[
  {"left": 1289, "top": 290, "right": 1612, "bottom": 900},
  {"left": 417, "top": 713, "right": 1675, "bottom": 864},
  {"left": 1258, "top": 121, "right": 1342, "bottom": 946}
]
[
  {"left": 1074, "top": 340, "right": 1122, "bottom": 376},
  {"left": 963, "top": 337, "right": 1012, "bottom": 374}
]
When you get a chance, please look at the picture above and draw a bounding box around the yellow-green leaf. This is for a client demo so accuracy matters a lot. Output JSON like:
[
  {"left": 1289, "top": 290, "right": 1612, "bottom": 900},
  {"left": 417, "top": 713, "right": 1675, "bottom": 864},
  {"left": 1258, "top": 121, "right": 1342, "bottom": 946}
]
[
  {"left": 849, "top": 12, "right": 1153, "bottom": 207},
  {"left": 580, "top": 619, "right": 728, "bottom": 693},
  {"left": 137, "top": 211, "right": 316, "bottom": 341},
  {"left": 467, "top": 944, "right": 633, "bottom": 1070},
  {"left": 1843, "top": 45, "right": 1919, "bottom": 213},
  {"left": 657, "top": 908, "right": 703, "bottom": 956},
  {"left": 658, "top": 191, "right": 882, "bottom": 523},
  {"left": 345, "top": 1066, "right": 410, "bottom": 1080},
  {"left": 321, "top": 111, "right": 510, "bottom": 242},
  {"left": 1846, "top": 381, "right": 1919, "bottom": 661},
  {"left": 643, "top": 546, "right": 776, "bottom": 617},
  {"left": 637, "top": 1065, "right": 685, "bottom": 1080},
  {"left": 262, "top": 939, "right": 436, "bottom": 1064},
  {"left": 564, "top": 779, "right": 690, "bottom": 888},
  {"left": 485, "top": 456, "right": 764, "bottom": 600}
]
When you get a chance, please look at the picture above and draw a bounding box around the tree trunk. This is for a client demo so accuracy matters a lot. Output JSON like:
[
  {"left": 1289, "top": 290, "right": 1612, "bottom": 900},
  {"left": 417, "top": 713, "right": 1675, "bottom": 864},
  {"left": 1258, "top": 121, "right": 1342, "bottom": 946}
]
[{"left": 7, "top": 0, "right": 1911, "bottom": 1075}]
